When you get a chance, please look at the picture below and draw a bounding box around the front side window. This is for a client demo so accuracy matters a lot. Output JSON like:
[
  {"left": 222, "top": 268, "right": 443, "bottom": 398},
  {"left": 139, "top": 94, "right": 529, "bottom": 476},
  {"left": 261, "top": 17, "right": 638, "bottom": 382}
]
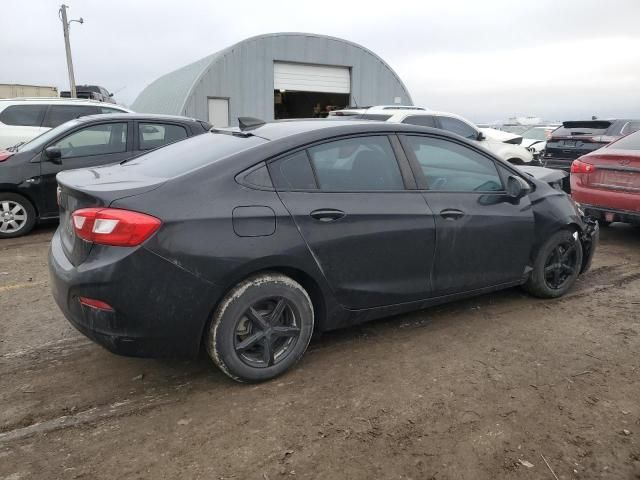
[
  {"left": 437, "top": 116, "right": 478, "bottom": 140},
  {"left": 402, "top": 115, "right": 437, "bottom": 128},
  {"left": 52, "top": 122, "right": 128, "bottom": 159},
  {"left": 43, "top": 105, "right": 98, "bottom": 128},
  {"left": 138, "top": 123, "right": 188, "bottom": 150},
  {"left": 404, "top": 136, "right": 503, "bottom": 192},
  {"left": 0, "top": 105, "right": 46, "bottom": 127},
  {"left": 307, "top": 136, "right": 404, "bottom": 191}
]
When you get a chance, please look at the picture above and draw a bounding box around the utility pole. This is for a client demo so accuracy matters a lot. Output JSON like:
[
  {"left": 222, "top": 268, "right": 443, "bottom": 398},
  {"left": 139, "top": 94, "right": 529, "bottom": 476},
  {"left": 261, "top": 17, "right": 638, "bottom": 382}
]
[{"left": 59, "top": 4, "right": 83, "bottom": 98}]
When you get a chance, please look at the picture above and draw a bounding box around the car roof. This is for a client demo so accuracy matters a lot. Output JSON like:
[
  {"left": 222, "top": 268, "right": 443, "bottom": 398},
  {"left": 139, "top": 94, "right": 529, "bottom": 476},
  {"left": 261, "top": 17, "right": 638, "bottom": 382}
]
[
  {"left": 74, "top": 113, "right": 201, "bottom": 124},
  {"left": 213, "top": 118, "right": 451, "bottom": 142}
]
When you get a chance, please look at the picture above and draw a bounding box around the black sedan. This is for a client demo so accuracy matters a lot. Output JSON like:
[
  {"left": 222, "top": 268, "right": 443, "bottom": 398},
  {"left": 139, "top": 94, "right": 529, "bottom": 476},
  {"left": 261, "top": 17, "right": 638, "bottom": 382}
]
[
  {"left": 49, "top": 119, "right": 598, "bottom": 382},
  {"left": 0, "top": 113, "right": 210, "bottom": 238}
]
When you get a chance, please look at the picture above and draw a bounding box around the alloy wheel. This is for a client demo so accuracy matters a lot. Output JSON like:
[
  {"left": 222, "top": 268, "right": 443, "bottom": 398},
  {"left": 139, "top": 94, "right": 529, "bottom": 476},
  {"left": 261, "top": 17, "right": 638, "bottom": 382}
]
[
  {"left": 233, "top": 297, "right": 301, "bottom": 368},
  {"left": 0, "top": 201, "right": 28, "bottom": 234},
  {"left": 543, "top": 241, "right": 578, "bottom": 290}
]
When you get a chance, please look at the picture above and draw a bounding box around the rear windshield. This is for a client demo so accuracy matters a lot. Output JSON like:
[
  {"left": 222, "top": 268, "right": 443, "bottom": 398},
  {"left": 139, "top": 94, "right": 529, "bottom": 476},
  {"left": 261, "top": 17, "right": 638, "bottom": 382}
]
[
  {"left": 608, "top": 130, "right": 640, "bottom": 151},
  {"left": 552, "top": 120, "right": 612, "bottom": 137},
  {"left": 120, "top": 131, "right": 266, "bottom": 178}
]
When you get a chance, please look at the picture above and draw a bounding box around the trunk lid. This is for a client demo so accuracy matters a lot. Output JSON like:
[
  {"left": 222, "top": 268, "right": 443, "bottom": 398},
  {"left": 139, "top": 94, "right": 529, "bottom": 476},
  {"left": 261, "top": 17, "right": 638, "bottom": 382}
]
[
  {"left": 57, "top": 165, "right": 165, "bottom": 266},
  {"left": 582, "top": 149, "right": 640, "bottom": 193},
  {"left": 544, "top": 121, "right": 613, "bottom": 170}
]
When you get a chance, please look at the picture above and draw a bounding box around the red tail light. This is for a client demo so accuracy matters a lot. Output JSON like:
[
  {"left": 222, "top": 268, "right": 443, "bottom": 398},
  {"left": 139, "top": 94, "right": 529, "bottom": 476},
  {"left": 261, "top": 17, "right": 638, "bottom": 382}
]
[
  {"left": 0, "top": 151, "right": 13, "bottom": 162},
  {"left": 71, "top": 208, "right": 161, "bottom": 246},
  {"left": 571, "top": 159, "right": 597, "bottom": 174}
]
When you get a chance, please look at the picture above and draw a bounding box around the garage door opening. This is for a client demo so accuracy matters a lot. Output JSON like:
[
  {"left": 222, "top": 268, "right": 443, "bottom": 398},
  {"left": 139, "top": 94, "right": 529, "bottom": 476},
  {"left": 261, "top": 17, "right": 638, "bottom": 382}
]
[
  {"left": 274, "top": 90, "right": 350, "bottom": 119},
  {"left": 273, "top": 62, "right": 351, "bottom": 119}
]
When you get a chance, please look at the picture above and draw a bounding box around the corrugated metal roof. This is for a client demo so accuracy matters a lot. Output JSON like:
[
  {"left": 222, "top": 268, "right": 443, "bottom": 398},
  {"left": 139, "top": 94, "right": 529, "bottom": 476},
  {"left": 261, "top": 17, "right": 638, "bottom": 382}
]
[
  {"left": 131, "top": 33, "right": 412, "bottom": 116},
  {"left": 131, "top": 51, "right": 222, "bottom": 114}
]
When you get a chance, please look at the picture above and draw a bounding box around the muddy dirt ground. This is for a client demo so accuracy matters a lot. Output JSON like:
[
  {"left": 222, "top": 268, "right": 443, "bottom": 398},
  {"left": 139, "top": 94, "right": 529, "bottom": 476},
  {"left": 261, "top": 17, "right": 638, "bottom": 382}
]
[{"left": 1, "top": 224, "right": 639, "bottom": 480}]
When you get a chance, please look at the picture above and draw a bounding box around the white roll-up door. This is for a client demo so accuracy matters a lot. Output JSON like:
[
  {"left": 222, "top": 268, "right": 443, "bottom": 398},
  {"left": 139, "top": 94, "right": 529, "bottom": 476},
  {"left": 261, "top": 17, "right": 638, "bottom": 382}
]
[{"left": 274, "top": 62, "right": 350, "bottom": 94}]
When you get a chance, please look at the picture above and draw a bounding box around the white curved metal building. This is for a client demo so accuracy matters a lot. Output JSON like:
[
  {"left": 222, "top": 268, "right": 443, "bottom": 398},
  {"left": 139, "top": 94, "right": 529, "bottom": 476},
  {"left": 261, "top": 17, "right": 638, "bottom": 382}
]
[{"left": 132, "top": 33, "right": 412, "bottom": 126}]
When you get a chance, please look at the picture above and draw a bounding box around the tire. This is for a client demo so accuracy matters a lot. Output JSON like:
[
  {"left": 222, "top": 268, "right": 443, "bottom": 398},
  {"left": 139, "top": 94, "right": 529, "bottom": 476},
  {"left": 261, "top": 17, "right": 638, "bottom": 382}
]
[
  {"left": 0, "top": 193, "right": 36, "bottom": 239},
  {"left": 206, "top": 273, "right": 314, "bottom": 383},
  {"left": 524, "top": 229, "right": 583, "bottom": 298}
]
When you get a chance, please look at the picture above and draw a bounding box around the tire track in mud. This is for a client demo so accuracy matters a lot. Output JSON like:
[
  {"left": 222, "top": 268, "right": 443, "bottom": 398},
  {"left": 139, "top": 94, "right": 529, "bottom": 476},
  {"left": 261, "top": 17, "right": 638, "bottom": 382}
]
[{"left": 2, "top": 261, "right": 639, "bottom": 444}]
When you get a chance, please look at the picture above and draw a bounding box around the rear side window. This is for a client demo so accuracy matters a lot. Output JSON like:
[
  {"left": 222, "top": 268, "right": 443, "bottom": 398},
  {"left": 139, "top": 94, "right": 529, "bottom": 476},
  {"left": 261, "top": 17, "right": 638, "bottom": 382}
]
[
  {"left": 307, "top": 136, "right": 404, "bottom": 191},
  {"left": 404, "top": 136, "right": 503, "bottom": 192},
  {"left": 99, "top": 107, "right": 124, "bottom": 114},
  {"left": 138, "top": 123, "right": 188, "bottom": 150},
  {"left": 43, "top": 105, "right": 98, "bottom": 128},
  {"left": 609, "top": 130, "right": 640, "bottom": 150},
  {"left": 52, "top": 123, "right": 128, "bottom": 159},
  {"left": 437, "top": 116, "right": 478, "bottom": 140},
  {"left": 0, "top": 105, "right": 46, "bottom": 126},
  {"left": 270, "top": 151, "right": 317, "bottom": 190},
  {"left": 402, "top": 115, "right": 437, "bottom": 128}
]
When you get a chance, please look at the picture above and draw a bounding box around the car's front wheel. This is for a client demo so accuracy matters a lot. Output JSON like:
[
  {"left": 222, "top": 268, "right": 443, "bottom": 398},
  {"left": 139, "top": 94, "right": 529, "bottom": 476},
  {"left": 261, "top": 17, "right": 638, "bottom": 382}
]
[
  {"left": 0, "top": 193, "right": 36, "bottom": 239},
  {"left": 206, "top": 273, "right": 314, "bottom": 382},
  {"left": 524, "top": 229, "right": 583, "bottom": 298}
]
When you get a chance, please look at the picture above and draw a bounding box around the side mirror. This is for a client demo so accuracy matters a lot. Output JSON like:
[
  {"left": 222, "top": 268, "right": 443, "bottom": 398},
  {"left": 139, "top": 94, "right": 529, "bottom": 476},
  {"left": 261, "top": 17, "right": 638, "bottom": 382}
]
[
  {"left": 44, "top": 146, "right": 62, "bottom": 164},
  {"left": 507, "top": 175, "right": 531, "bottom": 199},
  {"left": 476, "top": 131, "right": 485, "bottom": 141}
]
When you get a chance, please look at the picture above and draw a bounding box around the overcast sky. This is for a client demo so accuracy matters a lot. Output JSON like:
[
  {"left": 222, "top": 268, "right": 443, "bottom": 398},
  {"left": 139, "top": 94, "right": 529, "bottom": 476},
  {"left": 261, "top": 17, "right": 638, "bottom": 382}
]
[{"left": 1, "top": 0, "right": 639, "bottom": 122}]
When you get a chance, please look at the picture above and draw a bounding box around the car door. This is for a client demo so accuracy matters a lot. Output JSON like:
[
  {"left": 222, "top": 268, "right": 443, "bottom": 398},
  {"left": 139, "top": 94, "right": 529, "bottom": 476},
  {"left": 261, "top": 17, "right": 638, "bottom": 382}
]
[
  {"left": 39, "top": 121, "right": 134, "bottom": 216},
  {"left": 270, "top": 134, "right": 437, "bottom": 309},
  {"left": 400, "top": 134, "right": 534, "bottom": 297},
  {"left": 133, "top": 121, "right": 190, "bottom": 154}
]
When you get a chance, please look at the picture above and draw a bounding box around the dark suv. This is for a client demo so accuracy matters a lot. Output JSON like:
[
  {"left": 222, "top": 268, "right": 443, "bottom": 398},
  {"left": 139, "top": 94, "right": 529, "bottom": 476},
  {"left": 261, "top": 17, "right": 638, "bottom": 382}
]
[
  {"left": 60, "top": 85, "right": 116, "bottom": 103},
  {"left": 0, "top": 114, "right": 210, "bottom": 238},
  {"left": 544, "top": 119, "right": 640, "bottom": 172}
]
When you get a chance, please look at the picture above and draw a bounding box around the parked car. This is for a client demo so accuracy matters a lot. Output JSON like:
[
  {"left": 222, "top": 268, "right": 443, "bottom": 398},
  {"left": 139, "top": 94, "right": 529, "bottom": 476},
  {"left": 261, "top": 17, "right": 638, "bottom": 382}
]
[
  {"left": 60, "top": 85, "right": 116, "bottom": 104},
  {"left": 520, "top": 125, "right": 560, "bottom": 161},
  {"left": 49, "top": 119, "right": 598, "bottom": 383},
  {"left": 0, "top": 113, "right": 210, "bottom": 238},
  {"left": 571, "top": 129, "right": 640, "bottom": 226},
  {"left": 330, "top": 107, "right": 534, "bottom": 165},
  {"left": 0, "top": 98, "right": 131, "bottom": 150},
  {"left": 544, "top": 119, "right": 640, "bottom": 172}
]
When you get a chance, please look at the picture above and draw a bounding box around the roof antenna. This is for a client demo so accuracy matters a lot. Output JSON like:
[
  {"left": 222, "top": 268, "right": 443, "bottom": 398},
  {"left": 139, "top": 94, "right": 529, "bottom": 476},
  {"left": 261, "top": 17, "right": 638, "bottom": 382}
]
[{"left": 238, "top": 117, "right": 266, "bottom": 131}]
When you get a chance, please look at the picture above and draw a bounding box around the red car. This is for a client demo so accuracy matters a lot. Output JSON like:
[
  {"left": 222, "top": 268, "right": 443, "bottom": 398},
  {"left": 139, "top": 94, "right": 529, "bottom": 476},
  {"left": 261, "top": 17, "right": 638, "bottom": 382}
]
[{"left": 571, "top": 130, "right": 640, "bottom": 226}]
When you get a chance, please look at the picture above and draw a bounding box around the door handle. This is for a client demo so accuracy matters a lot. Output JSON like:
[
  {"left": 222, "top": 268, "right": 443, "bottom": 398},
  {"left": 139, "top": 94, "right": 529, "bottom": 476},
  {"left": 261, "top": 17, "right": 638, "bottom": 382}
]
[
  {"left": 439, "top": 208, "right": 465, "bottom": 220},
  {"left": 310, "top": 209, "right": 346, "bottom": 222}
]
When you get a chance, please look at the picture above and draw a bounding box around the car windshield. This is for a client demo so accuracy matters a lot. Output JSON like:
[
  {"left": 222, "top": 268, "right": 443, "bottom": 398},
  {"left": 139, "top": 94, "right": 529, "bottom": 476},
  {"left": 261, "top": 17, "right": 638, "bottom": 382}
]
[
  {"left": 16, "top": 119, "right": 83, "bottom": 152},
  {"left": 522, "top": 128, "right": 548, "bottom": 141},
  {"left": 608, "top": 130, "right": 640, "bottom": 150}
]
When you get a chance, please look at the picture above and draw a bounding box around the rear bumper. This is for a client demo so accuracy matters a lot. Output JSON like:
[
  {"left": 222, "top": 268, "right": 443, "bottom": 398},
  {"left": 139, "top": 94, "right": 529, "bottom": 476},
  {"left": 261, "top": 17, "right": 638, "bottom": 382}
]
[
  {"left": 571, "top": 179, "right": 640, "bottom": 221},
  {"left": 48, "top": 229, "right": 219, "bottom": 358},
  {"left": 579, "top": 204, "right": 640, "bottom": 225}
]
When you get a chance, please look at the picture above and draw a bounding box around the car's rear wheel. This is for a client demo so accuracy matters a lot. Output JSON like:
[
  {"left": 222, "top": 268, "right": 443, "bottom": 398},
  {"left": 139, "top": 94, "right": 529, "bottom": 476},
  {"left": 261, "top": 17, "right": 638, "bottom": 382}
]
[
  {"left": 206, "top": 273, "right": 314, "bottom": 383},
  {"left": 524, "top": 229, "right": 583, "bottom": 298},
  {"left": 0, "top": 193, "right": 36, "bottom": 239}
]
